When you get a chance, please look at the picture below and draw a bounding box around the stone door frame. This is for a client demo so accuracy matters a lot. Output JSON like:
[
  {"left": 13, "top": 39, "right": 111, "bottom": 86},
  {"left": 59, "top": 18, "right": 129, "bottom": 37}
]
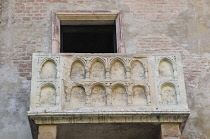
[{"left": 52, "top": 10, "right": 125, "bottom": 53}]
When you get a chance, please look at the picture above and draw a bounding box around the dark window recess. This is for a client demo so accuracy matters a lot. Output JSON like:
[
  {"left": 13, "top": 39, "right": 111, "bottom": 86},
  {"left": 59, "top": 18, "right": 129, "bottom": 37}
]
[{"left": 60, "top": 25, "right": 117, "bottom": 53}]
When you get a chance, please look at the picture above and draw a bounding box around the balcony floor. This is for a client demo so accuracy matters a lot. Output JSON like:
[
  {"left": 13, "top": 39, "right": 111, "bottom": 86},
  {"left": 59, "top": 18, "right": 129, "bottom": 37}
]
[{"left": 57, "top": 123, "right": 161, "bottom": 139}]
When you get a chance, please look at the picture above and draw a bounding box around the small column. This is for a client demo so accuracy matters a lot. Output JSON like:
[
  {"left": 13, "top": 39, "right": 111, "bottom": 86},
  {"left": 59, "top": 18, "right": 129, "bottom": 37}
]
[
  {"left": 127, "top": 86, "right": 132, "bottom": 105},
  {"left": 38, "top": 125, "right": 57, "bottom": 139},
  {"left": 126, "top": 68, "right": 131, "bottom": 79},
  {"left": 106, "top": 69, "right": 110, "bottom": 79},
  {"left": 161, "top": 123, "right": 181, "bottom": 139},
  {"left": 85, "top": 86, "right": 91, "bottom": 106},
  {"left": 85, "top": 68, "right": 90, "bottom": 79},
  {"left": 106, "top": 88, "right": 112, "bottom": 105},
  {"left": 86, "top": 95, "right": 91, "bottom": 106}
]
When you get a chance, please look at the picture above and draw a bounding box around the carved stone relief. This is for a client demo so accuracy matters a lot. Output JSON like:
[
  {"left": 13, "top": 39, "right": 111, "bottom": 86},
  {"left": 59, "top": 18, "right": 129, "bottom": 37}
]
[
  {"left": 90, "top": 61, "right": 105, "bottom": 80},
  {"left": 132, "top": 86, "right": 147, "bottom": 105},
  {"left": 40, "top": 85, "right": 56, "bottom": 106},
  {"left": 91, "top": 85, "right": 106, "bottom": 106},
  {"left": 111, "top": 85, "right": 127, "bottom": 106},
  {"left": 161, "top": 83, "right": 177, "bottom": 105},
  {"left": 110, "top": 61, "right": 126, "bottom": 80},
  {"left": 159, "top": 59, "right": 174, "bottom": 78},
  {"left": 31, "top": 54, "right": 188, "bottom": 112},
  {"left": 131, "top": 61, "right": 145, "bottom": 80},
  {"left": 69, "top": 86, "right": 86, "bottom": 108},
  {"left": 40, "top": 60, "right": 57, "bottom": 79},
  {"left": 70, "top": 61, "right": 85, "bottom": 81}
]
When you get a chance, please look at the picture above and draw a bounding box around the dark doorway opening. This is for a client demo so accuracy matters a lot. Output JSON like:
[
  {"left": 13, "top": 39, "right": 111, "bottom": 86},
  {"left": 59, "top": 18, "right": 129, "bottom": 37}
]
[{"left": 60, "top": 25, "right": 117, "bottom": 53}]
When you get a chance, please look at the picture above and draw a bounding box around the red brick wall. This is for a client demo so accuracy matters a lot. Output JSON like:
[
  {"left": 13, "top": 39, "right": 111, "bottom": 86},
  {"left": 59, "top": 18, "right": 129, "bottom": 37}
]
[{"left": 11, "top": 0, "right": 209, "bottom": 102}]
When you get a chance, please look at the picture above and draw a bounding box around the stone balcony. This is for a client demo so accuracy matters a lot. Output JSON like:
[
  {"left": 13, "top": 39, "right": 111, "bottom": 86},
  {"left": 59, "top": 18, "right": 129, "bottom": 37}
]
[{"left": 28, "top": 53, "right": 189, "bottom": 126}]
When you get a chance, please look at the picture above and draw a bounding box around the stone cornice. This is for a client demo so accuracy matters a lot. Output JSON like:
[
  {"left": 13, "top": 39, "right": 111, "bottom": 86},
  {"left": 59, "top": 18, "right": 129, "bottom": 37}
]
[{"left": 28, "top": 111, "right": 190, "bottom": 125}]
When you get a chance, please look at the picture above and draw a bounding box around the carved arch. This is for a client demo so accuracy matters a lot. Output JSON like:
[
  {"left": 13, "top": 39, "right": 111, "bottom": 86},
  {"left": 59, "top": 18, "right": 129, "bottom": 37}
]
[
  {"left": 160, "top": 82, "right": 177, "bottom": 105},
  {"left": 73, "top": 57, "right": 87, "bottom": 66},
  {"left": 70, "top": 60, "right": 86, "bottom": 80},
  {"left": 130, "top": 60, "right": 145, "bottom": 79},
  {"left": 90, "top": 83, "right": 106, "bottom": 106},
  {"left": 39, "top": 83, "right": 57, "bottom": 106},
  {"left": 110, "top": 58, "right": 126, "bottom": 80},
  {"left": 40, "top": 60, "right": 57, "bottom": 79},
  {"left": 110, "top": 57, "right": 126, "bottom": 67},
  {"left": 89, "top": 57, "right": 106, "bottom": 67},
  {"left": 111, "top": 83, "right": 128, "bottom": 106},
  {"left": 132, "top": 85, "right": 147, "bottom": 105},
  {"left": 90, "top": 58, "right": 106, "bottom": 80},
  {"left": 158, "top": 57, "right": 175, "bottom": 78},
  {"left": 39, "top": 57, "right": 59, "bottom": 67},
  {"left": 69, "top": 86, "right": 86, "bottom": 108}
]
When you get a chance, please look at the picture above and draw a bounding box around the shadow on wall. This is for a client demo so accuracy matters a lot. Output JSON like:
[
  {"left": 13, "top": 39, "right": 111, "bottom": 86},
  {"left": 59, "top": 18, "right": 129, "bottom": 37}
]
[{"left": 57, "top": 123, "right": 161, "bottom": 139}]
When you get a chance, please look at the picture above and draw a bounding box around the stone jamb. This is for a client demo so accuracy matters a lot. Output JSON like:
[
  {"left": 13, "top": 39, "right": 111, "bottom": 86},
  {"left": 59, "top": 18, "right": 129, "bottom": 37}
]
[
  {"left": 52, "top": 10, "right": 125, "bottom": 53},
  {"left": 161, "top": 123, "right": 181, "bottom": 139}
]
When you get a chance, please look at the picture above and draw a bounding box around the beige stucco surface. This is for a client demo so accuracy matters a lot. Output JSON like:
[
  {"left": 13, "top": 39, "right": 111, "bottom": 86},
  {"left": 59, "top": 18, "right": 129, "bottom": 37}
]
[{"left": 0, "top": 0, "right": 210, "bottom": 138}]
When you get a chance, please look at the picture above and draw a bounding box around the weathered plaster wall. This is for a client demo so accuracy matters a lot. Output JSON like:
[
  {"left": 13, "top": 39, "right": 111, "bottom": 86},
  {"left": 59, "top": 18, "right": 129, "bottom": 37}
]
[{"left": 0, "top": 0, "right": 210, "bottom": 138}]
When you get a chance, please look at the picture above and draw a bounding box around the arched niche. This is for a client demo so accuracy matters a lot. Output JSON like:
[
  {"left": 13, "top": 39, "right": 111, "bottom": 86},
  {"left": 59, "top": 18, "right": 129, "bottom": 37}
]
[
  {"left": 70, "top": 86, "right": 86, "bottom": 108},
  {"left": 161, "top": 83, "right": 177, "bottom": 105},
  {"left": 90, "top": 60, "right": 105, "bottom": 80},
  {"left": 132, "top": 86, "right": 147, "bottom": 105},
  {"left": 111, "top": 84, "right": 127, "bottom": 106},
  {"left": 40, "top": 84, "right": 56, "bottom": 106},
  {"left": 158, "top": 58, "right": 174, "bottom": 78},
  {"left": 131, "top": 61, "right": 145, "bottom": 80},
  {"left": 91, "top": 84, "right": 106, "bottom": 106},
  {"left": 40, "top": 60, "right": 57, "bottom": 79},
  {"left": 110, "top": 60, "right": 126, "bottom": 80},
  {"left": 70, "top": 60, "right": 85, "bottom": 81}
]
